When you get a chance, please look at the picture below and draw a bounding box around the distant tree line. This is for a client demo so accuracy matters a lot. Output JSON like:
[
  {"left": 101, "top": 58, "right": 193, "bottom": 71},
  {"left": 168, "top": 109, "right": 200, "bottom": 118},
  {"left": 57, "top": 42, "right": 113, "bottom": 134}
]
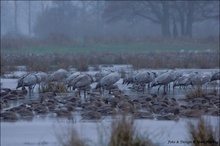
[
  {"left": 102, "top": 1, "right": 219, "bottom": 37},
  {"left": 1, "top": 1, "right": 219, "bottom": 39}
]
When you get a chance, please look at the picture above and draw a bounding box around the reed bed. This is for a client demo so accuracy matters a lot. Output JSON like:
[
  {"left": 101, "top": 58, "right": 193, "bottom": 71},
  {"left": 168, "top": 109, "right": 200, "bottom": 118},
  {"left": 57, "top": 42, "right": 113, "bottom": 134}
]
[
  {"left": 56, "top": 126, "right": 88, "bottom": 146},
  {"left": 109, "top": 114, "right": 156, "bottom": 146},
  {"left": 185, "top": 86, "right": 206, "bottom": 99},
  {"left": 56, "top": 114, "right": 156, "bottom": 146},
  {"left": 1, "top": 51, "right": 219, "bottom": 74},
  {"left": 184, "top": 85, "right": 218, "bottom": 100},
  {"left": 39, "top": 81, "right": 68, "bottom": 93},
  {"left": 188, "top": 116, "right": 219, "bottom": 146}
]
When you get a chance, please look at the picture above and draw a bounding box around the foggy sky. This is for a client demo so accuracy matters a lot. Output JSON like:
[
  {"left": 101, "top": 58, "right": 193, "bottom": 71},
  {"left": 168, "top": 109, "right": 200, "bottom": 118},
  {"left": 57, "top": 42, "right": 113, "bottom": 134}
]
[{"left": 1, "top": 1, "right": 219, "bottom": 38}]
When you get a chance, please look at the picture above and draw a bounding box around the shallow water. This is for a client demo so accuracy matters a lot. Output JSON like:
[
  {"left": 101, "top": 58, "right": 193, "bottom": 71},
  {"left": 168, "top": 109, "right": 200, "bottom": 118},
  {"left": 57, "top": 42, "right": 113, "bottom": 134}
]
[
  {"left": 1, "top": 68, "right": 219, "bottom": 146},
  {"left": 1, "top": 116, "right": 219, "bottom": 146}
]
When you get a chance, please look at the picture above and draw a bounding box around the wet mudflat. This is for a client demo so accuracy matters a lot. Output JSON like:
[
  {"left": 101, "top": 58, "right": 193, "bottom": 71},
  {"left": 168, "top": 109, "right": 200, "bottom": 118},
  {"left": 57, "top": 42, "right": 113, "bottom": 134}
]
[{"left": 1, "top": 67, "right": 219, "bottom": 146}]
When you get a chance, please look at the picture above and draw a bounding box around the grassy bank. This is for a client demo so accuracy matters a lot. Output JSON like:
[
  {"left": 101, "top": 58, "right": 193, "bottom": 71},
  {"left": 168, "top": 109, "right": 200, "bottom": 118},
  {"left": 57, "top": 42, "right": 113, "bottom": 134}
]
[
  {"left": 1, "top": 36, "right": 219, "bottom": 54},
  {"left": 1, "top": 50, "right": 219, "bottom": 74},
  {"left": 1, "top": 44, "right": 219, "bottom": 54}
]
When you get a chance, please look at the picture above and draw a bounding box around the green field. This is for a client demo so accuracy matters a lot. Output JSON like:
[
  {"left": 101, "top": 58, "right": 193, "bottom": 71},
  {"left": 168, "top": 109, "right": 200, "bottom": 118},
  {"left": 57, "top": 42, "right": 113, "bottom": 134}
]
[{"left": 1, "top": 44, "right": 219, "bottom": 54}]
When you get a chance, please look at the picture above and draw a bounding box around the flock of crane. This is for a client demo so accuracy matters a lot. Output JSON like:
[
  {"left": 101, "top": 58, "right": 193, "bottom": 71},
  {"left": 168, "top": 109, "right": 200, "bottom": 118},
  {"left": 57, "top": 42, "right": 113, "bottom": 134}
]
[
  {"left": 1, "top": 68, "right": 219, "bottom": 121},
  {"left": 16, "top": 68, "right": 220, "bottom": 96}
]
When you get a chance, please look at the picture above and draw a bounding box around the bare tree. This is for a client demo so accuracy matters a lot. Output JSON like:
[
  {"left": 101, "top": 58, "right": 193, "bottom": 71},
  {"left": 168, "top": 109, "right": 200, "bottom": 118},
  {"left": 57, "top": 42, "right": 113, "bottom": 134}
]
[
  {"left": 102, "top": 1, "right": 172, "bottom": 37},
  {"left": 28, "top": 0, "right": 31, "bottom": 36},
  {"left": 33, "top": 1, "right": 78, "bottom": 39},
  {"left": 102, "top": 1, "right": 219, "bottom": 37},
  {"left": 14, "top": 0, "right": 18, "bottom": 34},
  {"left": 171, "top": 1, "right": 219, "bottom": 37}
]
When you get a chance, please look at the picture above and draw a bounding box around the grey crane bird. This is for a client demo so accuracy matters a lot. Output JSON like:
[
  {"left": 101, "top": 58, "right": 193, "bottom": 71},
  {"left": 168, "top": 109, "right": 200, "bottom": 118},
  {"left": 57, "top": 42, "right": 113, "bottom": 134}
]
[
  {"left": 49, "top": 69, "right": 68, "bottom": 82},
  {"left": 210, "top": 72, "right": 220, "bottom": 82},
  {"left": 151, "top": 71, "right": 173, "bottom": 92},
  {"left": 173, "top": 75, "right": 191, "bottom": 88},
  {"left": 33, "top": 71, "right": 48, "bottom": 91},
  {"left": 65, "top": 72, "right": 81, "bottom": 85},
  {"left": 17, "top": 73, "right": 40, "bottom": 95},
  {"left": 201, "top": 73, "right": 212, "bottom": 84},
  {"left": 96, "top": 72, "right": 120, "bottom": 94},
  {"left": 68, "top": 73, "right": 95, "bottom": 100},
  {"left": 169, "top": 69, "right": 183, "bottom": 82},
  {"left": 133, "top": 71, "right": 157, "bottom": 90},
  {"left": 123, "top": 71, "right": 135, "bottom": 85},
  {"left": 94, "top": 70, "right": 110, "bottom": 82},
  {"left": 35, "top": 72, "right": 48, "bottom": 83},
  {"left": 190, "top": 72, "right": 211, "bottom": 86}
]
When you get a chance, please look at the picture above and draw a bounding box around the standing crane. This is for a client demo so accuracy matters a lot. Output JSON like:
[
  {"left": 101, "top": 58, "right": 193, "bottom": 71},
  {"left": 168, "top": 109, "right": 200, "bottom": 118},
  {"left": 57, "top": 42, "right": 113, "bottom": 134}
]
[
  {"left": 96, "top": 72, "right": 120, "bottom": 94},
  {"left": 17, "top": 72, "right": 48, "bottom": 96},
  {"left": 67, "top": 73, "right": 95, "bottom": 101},
  {"left": 49, "top": 69, "right": 68, "bottom": 82},
  {"left": 151, "top": 71, "right": 173, "bottom": 92},
  {"left": 17, "top": 73, "right": 39, "bottom": 95},
  {"left": 210, "top": 72, "right": 220, "bottom": 82}
]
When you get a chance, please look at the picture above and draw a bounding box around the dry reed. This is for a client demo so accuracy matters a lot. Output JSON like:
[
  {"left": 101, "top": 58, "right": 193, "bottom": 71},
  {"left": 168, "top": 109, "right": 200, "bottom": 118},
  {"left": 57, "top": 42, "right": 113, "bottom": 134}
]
[
  {"left": 109, "top": 114, "right": 156, "bottom": 146},
  {"left": 188, "top": 116, "right": 219, "bottom": 146}
]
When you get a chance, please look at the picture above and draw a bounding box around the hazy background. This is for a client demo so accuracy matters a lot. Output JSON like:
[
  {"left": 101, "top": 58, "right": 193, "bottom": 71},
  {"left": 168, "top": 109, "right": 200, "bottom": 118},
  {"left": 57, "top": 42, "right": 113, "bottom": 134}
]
[{"left": 1, "top": 1, "right": 219, "bottom": 50}]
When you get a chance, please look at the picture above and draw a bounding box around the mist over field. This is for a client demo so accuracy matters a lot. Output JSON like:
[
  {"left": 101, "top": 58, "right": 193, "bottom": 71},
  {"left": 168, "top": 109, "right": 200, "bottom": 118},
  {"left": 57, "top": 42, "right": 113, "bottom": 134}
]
[
  {"left": 1, "top": 1, "right": 219, "bottom": 53},
  {"left": 1, "top": 2, "right": 220, "bottom": 146}
]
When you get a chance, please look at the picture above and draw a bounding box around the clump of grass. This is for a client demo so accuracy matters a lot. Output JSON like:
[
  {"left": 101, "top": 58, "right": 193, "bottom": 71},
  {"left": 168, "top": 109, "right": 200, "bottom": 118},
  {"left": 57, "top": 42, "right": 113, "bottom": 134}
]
[
  {"left": 27, "top": 59, "right": 51, "bottom": 72},
  {"left": 7, "top": 66, "right": 18, "bottom": 72},
  {"left": 39, "top": 82, "right": 54, "bottom": 93},
  {"left": 55, "top": 82, "right": 68, "bottom": 93},
  {"left": 119, "top": 68, "right": 126, "bottom": 78},
  {"left": 56, "top": 127, "right": 88, "bottom": 146},
  {"left": 1, "top": 65, "right": 18, "bottom": 76},
  {"left": 185, "top": 86, "right": 206, "bottom": 99},
  {"left": 75, "top": 61, "right": 88, "bottom": 71},
  {"left": 188, "top": 116, "right": 219, "bottom": 146},
  {"left": 39, "top": 81, "right": 68, "bottom": 93},
  {"left": 109, "top": 115, "right": 134, "bottom": 146},
  {"left": 91, "top": 64, "right": 100, "bottom": 71},
  {"left": 55, "top": 113, "right": 156, "bottom": 146},
  {"left": 109, "top": 114, "right": 156, "bottom": 146}
]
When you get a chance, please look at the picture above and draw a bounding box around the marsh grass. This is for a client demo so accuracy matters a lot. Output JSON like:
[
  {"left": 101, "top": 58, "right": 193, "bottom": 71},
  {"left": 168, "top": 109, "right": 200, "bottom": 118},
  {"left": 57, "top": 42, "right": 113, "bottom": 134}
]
[
  {"left": 185, "top": 86, "right": 207, "bottom": 99},
  {"left": 27, "top": 59, "right": 51, "bottom": 72},
  {"left": 109, "top": 115, "right": 134, "bottom": 146},
  {"left": 188, "top": 116, "right": 219, "bottom": 146},
  {"left": 109, "top": 114, "right": 156, "bottom": 146},
  {"left": 56, "top": 114, "right": 156, "bottom": 146},
  {"left": 56, "top": 126, "right": 88, "bottom": 146},
  {"left": 184, "top": 85, "right": 219, "bottom": 100},
  {"left": 119, "top": 68, "right": 126, "bottom": 78},
  {"left": 74, "top": 60, "right": 89, "bottom": 72},
  {"left": 1, "top": 51, "right": 219, "bottom": 72},
  {"left": 39, "top": 81, "right": 68, "bottom": 93},
  {"left": 1, "top": 65, "right": 18, "bottom": 76}
]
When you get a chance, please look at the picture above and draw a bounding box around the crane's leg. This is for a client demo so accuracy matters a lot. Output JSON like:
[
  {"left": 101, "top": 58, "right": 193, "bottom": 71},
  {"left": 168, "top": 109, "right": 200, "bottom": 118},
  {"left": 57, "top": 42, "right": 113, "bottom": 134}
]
[
  {"left": 78, "top": 89, "right": 81, "bottom": 97},
  {"left": 109, "top": 88, "right": 111, "bottom": 94},
  {"left": 28, "top": 86, "right": 32, "bottom": 97},
  {"left": 148, "top": 83, "right": 150, "bottom": 89},
  {"left": 142, "top": 84, "right": 146, "bottom": 93},
  {"left": 83, "top": 89, "right": 87, "bottom": 102},
  {"left": 32, "top": 85, "right": 36, "bottom": 93},
  {"left": 164, "top": 85, "right": 169, "bottom": 92},
  {"left": 157, "top": 85, "right": 161, "bottom": 92}
]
